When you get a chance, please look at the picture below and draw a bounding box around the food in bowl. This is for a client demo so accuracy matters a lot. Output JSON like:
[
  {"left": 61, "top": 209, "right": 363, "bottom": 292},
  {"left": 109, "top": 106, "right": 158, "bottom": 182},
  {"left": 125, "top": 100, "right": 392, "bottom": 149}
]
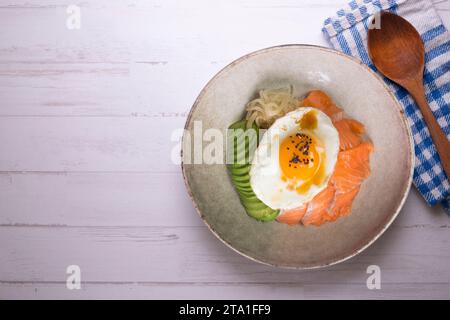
[{"left": 228, "top": 88, "right": 374, "bottom": 226}]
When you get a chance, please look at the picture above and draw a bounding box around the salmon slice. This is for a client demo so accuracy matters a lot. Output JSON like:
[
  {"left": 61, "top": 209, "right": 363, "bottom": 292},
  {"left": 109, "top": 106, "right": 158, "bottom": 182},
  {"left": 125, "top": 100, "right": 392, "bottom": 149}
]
[
  {"left": 334, "top": 118, "right": 366, "bottom": 151},
  {"left": 331, "top": 142, "right": 374, "bottom": 193},
  {"left": 277, "top": 204, "right": 307, "bottom": 225},
  {"left": 329, "top": 187, "right": 361, "bottom": 220},
  {"left": 301, "top": 90, "right": 343, "bottom": 121},
  {"left": 302, "top": 185, "right": 336, "bottom": 226}
]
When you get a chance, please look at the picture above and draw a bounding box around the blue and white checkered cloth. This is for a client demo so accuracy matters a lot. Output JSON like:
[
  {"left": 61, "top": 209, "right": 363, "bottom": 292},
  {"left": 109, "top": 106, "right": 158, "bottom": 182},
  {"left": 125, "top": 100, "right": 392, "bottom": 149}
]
[{"left": 322, "top": 0, "right": 450, "bottom": 213}]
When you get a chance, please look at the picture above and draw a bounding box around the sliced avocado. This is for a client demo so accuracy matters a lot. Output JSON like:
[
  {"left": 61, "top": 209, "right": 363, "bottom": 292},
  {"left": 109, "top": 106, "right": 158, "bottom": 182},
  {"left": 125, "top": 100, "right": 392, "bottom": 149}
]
[
  {"left": 233, "top": 178, "right": 251, "bottom": 188},
  {"left": 230, "top": 164, "right": 251, "bottom": 176},
  {"left": 227, "top": 119, "right": 278, "bottom": 222},
  {"left": 228, "top": 120, "right": 259, "bottom": 166},
  {"left": 246, "top": 206, "right": 276, "bottom": 219},
  {"left": 257, "top": 208, "right": 280, "bottom": 222},
  {"left": 234, "top": 185, "right": 253, "bottom": 195},
  {"left": 231, "top": 174, "right": 250, "bottom": 184},
  {"left": 242, "top": 200, "right": 269, "bottom": 211},
  {"left": 230, "top": 162, "right": 248, "bottom": 169},
  {"left": 237, "top": 189, "right": 255, "bottom": 198},
  {"left": 240, "top": 194, "right": 260, "bottom": 203}
]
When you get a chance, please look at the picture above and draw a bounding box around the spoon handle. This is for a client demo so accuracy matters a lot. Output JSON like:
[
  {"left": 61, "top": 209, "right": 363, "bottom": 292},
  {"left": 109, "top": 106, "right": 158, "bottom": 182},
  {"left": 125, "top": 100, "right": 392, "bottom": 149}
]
[{"left": 407, "top": 79, "right": 450, "bottom": 180}]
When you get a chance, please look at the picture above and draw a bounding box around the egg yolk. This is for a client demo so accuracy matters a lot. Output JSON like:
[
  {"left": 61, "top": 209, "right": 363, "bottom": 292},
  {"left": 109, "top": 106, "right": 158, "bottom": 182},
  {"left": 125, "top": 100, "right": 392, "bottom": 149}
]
[
  {"left": 279, "top": 131, "right": 327, "bottom": 194},
  {"left": 280, "top": 132, "right": 320, "bottom": 180}
]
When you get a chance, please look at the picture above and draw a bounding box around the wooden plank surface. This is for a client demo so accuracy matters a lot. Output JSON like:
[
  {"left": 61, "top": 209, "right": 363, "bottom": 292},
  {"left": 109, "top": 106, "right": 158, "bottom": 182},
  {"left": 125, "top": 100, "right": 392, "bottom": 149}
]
[
  {"left": 2, "top": 283, "right": 449, "bottom": 300},
  {"left": 0, "top": 172, "right": 447, "bottom": 227},
  {"left": 0, "top": 117, "right": 183, "bottom": 172},
  {"left": 1, "top": 224, "right": 449, "bottom": 284},
  {"left": 0, "top": 0, "right": 449, "bottom": 299}
]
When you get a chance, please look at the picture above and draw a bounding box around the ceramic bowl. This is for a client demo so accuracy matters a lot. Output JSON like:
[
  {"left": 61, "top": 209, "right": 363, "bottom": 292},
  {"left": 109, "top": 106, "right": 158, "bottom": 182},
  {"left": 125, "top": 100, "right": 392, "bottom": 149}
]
[{"left": 182, "top": 45, "right": 413, "bottom": 268}]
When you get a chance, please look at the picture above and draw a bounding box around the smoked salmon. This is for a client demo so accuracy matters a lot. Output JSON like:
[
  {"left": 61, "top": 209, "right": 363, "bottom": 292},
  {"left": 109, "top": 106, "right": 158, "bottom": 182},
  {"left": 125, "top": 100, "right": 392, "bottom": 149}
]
[
  {"left": 302, "top": 90, "right": 343, "bottom": 121},
  {"left": 302, "top": 185, "right": 335, "bottom": 226},
  {"left": 333, "top": 118, "right": 366, "bottom": 151},
  {"left": 329, "top": 187, "right": 360, "bottom": 220},
  {"left": 331, "top": 142, "right": 373, "bottom": 193},
  {"left": 277, "top": 204, "right": 307, "bottom": 225},
  {"left": 277, "top": 90, "right": 373, "bottom": 227}
]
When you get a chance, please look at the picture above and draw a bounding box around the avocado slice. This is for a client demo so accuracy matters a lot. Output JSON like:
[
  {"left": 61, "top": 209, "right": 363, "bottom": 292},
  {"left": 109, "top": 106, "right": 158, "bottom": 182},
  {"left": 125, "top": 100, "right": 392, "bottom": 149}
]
[
  {"left": 227, "top": 119, "right": 279, "bottom": 222},
  {"left": 230, "top": 164, "right": 251, "bottom": 176}
]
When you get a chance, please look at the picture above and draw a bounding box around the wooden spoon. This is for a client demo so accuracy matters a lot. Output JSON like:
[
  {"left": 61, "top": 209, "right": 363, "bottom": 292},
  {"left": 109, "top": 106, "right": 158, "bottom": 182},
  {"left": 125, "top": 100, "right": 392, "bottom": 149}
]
[{"left": 368, "top": 11, "right": 450, "bottom": 180}]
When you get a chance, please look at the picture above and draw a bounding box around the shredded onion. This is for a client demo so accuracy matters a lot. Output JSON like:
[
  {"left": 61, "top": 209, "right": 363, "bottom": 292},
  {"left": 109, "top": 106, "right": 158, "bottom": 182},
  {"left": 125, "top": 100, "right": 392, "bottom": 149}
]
[{"left": 245, "top": 86, "right": 299, "bottom": 129}]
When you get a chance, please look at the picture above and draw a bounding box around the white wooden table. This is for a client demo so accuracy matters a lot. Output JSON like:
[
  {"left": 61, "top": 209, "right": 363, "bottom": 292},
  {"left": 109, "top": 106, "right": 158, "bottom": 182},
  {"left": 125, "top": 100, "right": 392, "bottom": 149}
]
[{"left": 0, "top": 0, "right": 449, "bottom": 300}]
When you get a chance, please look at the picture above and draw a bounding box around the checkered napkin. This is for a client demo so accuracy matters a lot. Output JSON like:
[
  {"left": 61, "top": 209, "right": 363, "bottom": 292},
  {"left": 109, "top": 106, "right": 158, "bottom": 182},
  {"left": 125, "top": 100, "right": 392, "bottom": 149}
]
[{"left": 322, "top": 0, "right": 450, "bottom": 213}]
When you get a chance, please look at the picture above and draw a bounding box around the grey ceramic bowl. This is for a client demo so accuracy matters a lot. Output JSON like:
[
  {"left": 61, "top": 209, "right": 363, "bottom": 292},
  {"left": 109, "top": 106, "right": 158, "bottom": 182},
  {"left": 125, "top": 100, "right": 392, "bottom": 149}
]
[{"left": 182, "top": 45, "right": 414, "bottom": 269}]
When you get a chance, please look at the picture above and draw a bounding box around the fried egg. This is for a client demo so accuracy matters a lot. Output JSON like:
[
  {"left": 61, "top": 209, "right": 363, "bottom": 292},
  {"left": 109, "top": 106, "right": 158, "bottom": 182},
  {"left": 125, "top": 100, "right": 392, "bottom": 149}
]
[{"left": 250, "top": 107, "right": 339, "bottom": 210}]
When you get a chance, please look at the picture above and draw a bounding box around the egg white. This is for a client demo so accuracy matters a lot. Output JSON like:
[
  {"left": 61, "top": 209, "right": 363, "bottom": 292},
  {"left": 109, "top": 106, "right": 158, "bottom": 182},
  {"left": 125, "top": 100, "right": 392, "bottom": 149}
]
[{"left": 250, "top": 107, "right": 339, "bottom": 210}]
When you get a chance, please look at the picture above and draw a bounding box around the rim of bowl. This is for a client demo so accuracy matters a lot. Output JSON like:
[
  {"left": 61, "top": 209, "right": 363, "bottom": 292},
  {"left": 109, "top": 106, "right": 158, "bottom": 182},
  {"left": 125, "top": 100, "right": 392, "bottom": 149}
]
[{"left": 181, "top": 44, "right": 414, "bottom": 269}]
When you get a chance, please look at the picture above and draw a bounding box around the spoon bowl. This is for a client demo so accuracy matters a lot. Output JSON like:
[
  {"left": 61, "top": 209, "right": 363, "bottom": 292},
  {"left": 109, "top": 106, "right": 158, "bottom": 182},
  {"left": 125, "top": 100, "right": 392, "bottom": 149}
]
[
  {"left": 368, "top": 12, "right": 425, "bottom": 82},
  {"left": 368, "top": 11, "right": 450, "bottom": 180}
]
